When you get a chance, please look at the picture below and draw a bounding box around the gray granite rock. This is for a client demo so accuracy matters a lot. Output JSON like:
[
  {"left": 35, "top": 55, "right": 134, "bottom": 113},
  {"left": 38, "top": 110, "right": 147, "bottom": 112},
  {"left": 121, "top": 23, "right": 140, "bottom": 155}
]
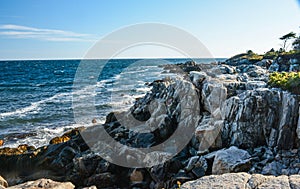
[{"left": 212, "top": 146, "right": 251, "bottom": 174}]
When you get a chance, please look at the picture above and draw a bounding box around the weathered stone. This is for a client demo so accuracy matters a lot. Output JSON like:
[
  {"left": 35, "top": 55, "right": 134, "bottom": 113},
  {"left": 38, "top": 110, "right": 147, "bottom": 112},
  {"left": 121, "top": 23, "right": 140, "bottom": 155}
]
[
  {"left": 182, "top": 173, "right": 300, "bottom": 189},
  {"left": 130, "top": 169, "right": 143, "bottom": 182},
  {"left": 247, "top": 174, "right": 269, "bottom": 188},
  {"left": 269, "top": 62, "right": 280, "bottom": 72},
  {"left": 7, "top": 179, "right": 74, "bottom": 189},
  {"left": 219, "top": 65, "right": 235, "bottom": 74},
  {"left": 245, "top": 81, "right": 266, "bottom": 90},
  {"left": 181, "top": 172, "right": 251, "bottom": 189},
  {"left": 277, "top": 92, "right": 299, "bottom": 150},
  {"left": 201, "top": 80, "right": 227, "bottom": 117},
  {"left": 212, "top": 146, "right": 251, "bottom": 174},
  {"left": 0, "top": 144, "right": 35, "bottom": 155},
  {"left": 0, "top": 176, "right": 8, "bottom": 188},
  {"left": 255, "top": 59, "right": 273, "bottom": 67},
  {"left": 289, "top": 175, "right": 300, "bottom": 189},
  {"left": 189, "top": 71, "right": 207, "bottom": 87},
  {"left": 82, "top": 186, "right": 97, "bottom": 189},
  {"left": 222, "top": 87, "right": 300, "bottom": 151},
  {"left": 289, "top": 64, "right": 300, "bottom": 72},
  {"left": 262, "top": 161, "right": 283, "bottom": 175},
  {"left": 185, "top": 156, "right": 207, "bottom": 178},
  {"left": 262, "top": 148, "right": 274, "bottom": 161},
  {"left": 49, "top": 135, "right": 70, "bottom": 145},
  {"left": 195, "top": 119, "right": 223, "bottom": 151},
  {"left": 258, "top": 175, "right": 290, "bottom": 189},
  {"left": 49, "top": 128, "right": 84, "bottom": 145},
  {"left": 296, "top": 106, "right": 300, "bottom": 140},
  {"left": 173, "top": 170, "right": 192, "bottom": 184},
  {"left": 86, "top": 173, "right": 115, "bottom": 189}
]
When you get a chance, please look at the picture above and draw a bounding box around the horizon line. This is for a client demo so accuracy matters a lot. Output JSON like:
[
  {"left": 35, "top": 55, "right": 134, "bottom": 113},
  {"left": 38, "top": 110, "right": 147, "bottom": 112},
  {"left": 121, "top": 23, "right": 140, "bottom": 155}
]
[{"left": 0, "top": 57, "right": 228, "bottom": 61}]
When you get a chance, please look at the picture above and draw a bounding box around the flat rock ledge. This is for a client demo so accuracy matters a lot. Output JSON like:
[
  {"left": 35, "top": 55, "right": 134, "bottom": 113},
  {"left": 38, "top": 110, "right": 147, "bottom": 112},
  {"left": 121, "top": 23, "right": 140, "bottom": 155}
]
[
  {"left": 181, "top": 172, "right": 300, "bottom": 189},
  {"left": 6, "top": 178, "right": 74, "bottom": 189}
]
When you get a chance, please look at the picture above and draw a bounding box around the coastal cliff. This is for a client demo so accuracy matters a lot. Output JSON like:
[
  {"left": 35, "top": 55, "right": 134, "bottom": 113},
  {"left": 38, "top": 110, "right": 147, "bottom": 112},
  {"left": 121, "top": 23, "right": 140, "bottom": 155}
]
[{"left": 0, "top": 54, "right": 300, "bottom": 189}]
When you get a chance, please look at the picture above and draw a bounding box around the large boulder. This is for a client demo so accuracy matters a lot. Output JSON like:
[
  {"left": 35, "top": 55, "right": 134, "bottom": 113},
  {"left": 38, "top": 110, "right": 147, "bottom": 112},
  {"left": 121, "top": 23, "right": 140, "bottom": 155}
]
[
  {"left": 222, "top": 89, "right": 300, "bottom": 150},
  {"left": 212, "top": 146, "right": 251, "bottom": 174}
]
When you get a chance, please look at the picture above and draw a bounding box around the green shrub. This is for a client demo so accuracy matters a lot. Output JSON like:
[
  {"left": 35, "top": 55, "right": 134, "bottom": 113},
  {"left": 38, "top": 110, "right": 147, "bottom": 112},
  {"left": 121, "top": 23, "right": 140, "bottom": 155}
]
[
  {"left": 268, "top": 72, "right": 300, "bottom": 94},
  {"left": 228, "top": 51, "right": 263, "bottom": 63},
  {"left": 264, "top": 49, "right": 278, "bottom": 59}
]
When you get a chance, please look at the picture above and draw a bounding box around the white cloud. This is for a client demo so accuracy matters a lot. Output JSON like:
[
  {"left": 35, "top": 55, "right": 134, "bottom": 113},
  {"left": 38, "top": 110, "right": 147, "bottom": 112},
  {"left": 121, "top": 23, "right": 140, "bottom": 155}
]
[{"left": 0, "top": 24, "right": 97, "bottom": 42}]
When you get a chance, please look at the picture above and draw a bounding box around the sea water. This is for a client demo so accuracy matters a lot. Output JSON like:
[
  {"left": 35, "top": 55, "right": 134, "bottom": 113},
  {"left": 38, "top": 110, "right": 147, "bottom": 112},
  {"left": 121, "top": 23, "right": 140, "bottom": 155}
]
[{"left": 0, "top": 58, "right": 224, "bottom": 148}]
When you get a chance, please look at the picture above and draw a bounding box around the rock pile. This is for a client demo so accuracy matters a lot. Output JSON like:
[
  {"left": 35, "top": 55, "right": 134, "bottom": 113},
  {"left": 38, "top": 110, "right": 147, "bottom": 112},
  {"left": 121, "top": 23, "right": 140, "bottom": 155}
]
[{"left": 0, "top": 57, "right": 299, "bottom": 188}]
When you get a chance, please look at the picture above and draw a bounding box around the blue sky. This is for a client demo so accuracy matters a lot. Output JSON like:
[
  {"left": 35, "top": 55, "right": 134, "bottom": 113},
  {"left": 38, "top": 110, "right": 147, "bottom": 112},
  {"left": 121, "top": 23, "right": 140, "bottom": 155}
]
[{"left": 0, "top": 0, "right": 299, "bottom": 60}]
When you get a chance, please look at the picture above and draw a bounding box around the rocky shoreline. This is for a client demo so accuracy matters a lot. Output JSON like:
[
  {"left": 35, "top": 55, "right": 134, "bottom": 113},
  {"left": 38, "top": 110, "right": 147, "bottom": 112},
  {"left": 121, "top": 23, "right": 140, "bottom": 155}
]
[{"left": 1, "top": 54, "right": 300, "bottom": 188}]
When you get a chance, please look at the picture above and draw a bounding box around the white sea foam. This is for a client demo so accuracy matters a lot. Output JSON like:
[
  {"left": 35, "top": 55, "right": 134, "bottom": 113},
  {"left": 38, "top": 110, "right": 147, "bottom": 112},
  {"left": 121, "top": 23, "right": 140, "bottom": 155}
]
[
  {"left": 0, "top": 92, "right": 71, "bottom": 118},
  {"left": 1, "top": 123, "right": 84, "bottom": 148},
  {"left": 136, "top": 87, "right": 150, "bottom": 93},
  {"left": 0, "top": 61, "right": 169, "bottom": 149}
]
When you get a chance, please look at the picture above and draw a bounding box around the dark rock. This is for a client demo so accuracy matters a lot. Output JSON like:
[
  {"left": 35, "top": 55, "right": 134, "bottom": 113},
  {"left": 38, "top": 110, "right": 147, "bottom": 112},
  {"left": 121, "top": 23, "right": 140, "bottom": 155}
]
[
  {"left": 130, "top": 181, "right": 148, "bottom": 189},
  {"left": 86, "top": 172, "right": 115, "bottom": 189},
  {"left": 268, "top": 62, "right": 280, "bottom": 72},
  {"left": 135, "top": 133, "right": 155, "bottom": 148},
  {"left": 254, "top": 59, "right": 273, "bottom": 68},
  {"left": 262, "top": 161, "right": 283, "bottom": 175},
  {"left": 184, "top": 156, "right": 207, "bottom": 174},
  {"left": 262, "top": 148, "right": 274, "bottom": 162},
  {"left": 290, "top": 63, "right": 300, "bottom": 71},
  {"left": 92, "top": 118, "right": 97, "bottom": 124},
  {"left": 105, "top": 112, "right": 118, "bottom": 124},
  {"left": 173, "top": 170, "right": 192, "bottom": 182},
  {"left": 4, "top": 132, "right": 37, "bottom": 141},
  {"left": 191, "top": 166, "right": 205, "bottom": 178}
]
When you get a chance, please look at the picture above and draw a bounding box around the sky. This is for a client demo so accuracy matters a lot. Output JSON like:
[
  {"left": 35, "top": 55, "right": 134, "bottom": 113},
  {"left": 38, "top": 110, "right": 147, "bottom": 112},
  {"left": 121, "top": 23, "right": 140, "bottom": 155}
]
[{"left": 0, "top": 0, "right": 299, "bottom": 60}]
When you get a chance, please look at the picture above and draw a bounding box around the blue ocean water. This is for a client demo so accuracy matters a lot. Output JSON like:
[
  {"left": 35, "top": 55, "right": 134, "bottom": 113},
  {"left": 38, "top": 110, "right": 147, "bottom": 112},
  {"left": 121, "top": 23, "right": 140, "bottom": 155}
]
[{"left": 0, "top": 58, "right": 224, "bottom": 148}]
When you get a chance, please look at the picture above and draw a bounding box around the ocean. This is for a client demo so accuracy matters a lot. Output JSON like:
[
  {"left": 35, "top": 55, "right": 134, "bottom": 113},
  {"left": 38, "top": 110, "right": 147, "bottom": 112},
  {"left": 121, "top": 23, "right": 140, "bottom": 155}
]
[{"left": 0, "top": 58, "right": 225, "bottom": 148}]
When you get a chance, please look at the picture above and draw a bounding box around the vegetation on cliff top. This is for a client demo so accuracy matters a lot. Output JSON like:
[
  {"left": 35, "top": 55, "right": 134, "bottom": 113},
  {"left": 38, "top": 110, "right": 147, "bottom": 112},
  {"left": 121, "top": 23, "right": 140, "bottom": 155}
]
[
  {"left": 228, "top": 30, "right": 300, "bottom": 63},
  {"left": 229, "top": 50, "right": 264, "bottom": 62},
  {"left": 268, "top": 72, "right": 300, "bottom": 94},
  {"left": 227, "top": 30, "right": 300, "bottom": 95}
]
